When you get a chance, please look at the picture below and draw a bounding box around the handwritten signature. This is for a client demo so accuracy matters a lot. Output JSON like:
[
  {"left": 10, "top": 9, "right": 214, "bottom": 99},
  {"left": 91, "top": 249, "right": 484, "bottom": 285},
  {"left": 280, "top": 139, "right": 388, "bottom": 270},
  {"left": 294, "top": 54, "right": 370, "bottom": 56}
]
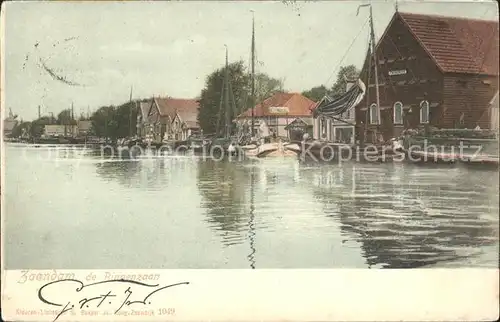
[{"left": 37, "top": 278, "right": 190, "bottom": 321}]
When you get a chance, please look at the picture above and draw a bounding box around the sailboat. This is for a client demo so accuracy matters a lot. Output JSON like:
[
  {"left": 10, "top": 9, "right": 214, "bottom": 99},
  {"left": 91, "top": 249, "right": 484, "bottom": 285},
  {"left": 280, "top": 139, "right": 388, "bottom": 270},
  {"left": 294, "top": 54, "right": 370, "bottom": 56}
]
[
  {"left": 206, "top": 45, "right": 240, "bottom": 157},
  {"left": 301, "top": 3, "right": 399, "bottom": 162},
  {"left": 240, "top": 13, "right": 300, "bottom": 158}
]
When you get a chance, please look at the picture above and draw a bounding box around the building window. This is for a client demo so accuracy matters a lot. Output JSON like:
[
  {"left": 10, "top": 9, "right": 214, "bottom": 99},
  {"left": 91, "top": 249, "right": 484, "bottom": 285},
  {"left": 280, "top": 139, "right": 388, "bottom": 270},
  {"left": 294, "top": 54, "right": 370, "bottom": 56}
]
[
  {"left": 420, "top": 100, "right": 429, "bottom": 124},
  {"left": 320, "top": 117, "right": 327, "bottom": 138},
  {"left": 393, "top": 101, "right": 403, "bottom": 124},
  {"left": 343, "top": 108, "right": 354, "bottom": 120},
  {"left": 369, "top": 104, "right": 379, "bottom": 124}
]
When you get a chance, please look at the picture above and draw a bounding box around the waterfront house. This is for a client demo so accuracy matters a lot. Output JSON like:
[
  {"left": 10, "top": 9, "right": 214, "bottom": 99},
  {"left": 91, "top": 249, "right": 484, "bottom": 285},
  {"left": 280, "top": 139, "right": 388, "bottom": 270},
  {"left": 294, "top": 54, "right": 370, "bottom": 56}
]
[
  {"left": 137, "top": 97, "right": 200, "bottom": 142},
  {"left": 236, "top": 92, "right": 316, "bottom": 140},
  {"left": 3, "top": 112, "right": 18, "bottom": 138},
  {"left": 44, "top": 124, "right": 78, "bottom": 137},
  {"left": 312, "top": 79, "right": 357, "bottom": 143},
  {"left": 77, "top": 120, "right": 92, "bottom": 136},
  {"left": 355, "top": 11, "right": 499, "bottom": 143}
]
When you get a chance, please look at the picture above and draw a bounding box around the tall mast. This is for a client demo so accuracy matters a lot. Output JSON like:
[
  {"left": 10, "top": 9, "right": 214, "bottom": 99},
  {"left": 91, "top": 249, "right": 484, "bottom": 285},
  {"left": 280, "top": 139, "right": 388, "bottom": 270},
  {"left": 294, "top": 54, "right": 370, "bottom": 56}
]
[
  {"left": 369, "top": 5, "right": 381, "bottom": 125},
  {"left": 250, "top": 10, "right": 256, "bottom": 136},
  {"left": 224, "top": 45, "right": 230, "bottom": 139}
]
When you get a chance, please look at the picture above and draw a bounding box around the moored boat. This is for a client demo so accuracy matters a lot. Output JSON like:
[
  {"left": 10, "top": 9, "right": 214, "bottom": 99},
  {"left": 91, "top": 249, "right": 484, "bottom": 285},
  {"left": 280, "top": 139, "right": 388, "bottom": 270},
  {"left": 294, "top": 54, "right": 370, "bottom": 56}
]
[
  {"left": 402, "top": 128, "right": 499, "bottom": 169},
  {"left": 242, "top": 140, "right": 300, "bottom": 158},
  {"left": 297, "top": 138, "right": 404, "bottom": 163}
]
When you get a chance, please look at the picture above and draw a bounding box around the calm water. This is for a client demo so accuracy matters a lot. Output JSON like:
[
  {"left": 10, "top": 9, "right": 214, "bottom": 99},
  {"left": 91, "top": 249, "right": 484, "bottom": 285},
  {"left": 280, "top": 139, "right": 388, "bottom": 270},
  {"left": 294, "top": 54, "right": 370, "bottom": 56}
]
[{"left": 3, "top": 144, "right": 499, "bottom": 269}]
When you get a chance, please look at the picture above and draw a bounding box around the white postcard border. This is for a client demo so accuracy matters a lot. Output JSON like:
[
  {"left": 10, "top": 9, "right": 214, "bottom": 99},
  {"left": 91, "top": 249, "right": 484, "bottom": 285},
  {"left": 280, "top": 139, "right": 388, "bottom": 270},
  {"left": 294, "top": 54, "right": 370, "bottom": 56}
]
[{"left": 1, "top": 268, "right": 499, "bottom": 321}]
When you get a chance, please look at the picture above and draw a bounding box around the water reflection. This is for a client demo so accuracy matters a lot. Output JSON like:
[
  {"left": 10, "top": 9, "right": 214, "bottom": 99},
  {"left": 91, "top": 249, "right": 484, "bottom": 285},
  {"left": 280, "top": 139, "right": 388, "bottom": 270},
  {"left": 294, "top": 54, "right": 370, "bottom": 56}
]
[
  {"left": 247, "top": 168, "right": 256, "bottom": 269},
  {"left": 5, "top": 144, "right": 498, "bottom": 268},
  {"left": 94, "top": 157, "right": 197, "bottom": 190},
  {"left": 196, "top": 159, "right": 253, "bottom": 247},
  {"left": 306, "top": 163, "right": 499, "bottom": 268}
]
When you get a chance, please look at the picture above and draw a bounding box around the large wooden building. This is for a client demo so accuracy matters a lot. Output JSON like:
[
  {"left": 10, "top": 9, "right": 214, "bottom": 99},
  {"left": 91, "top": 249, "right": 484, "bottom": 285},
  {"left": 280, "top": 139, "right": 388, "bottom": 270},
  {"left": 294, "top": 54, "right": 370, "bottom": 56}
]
[
  {"left": 356, "top": 11, "right": 499, "bottom": 143},
  {"left": 137, "top": 97, "right": 200, "bottom": 142}
]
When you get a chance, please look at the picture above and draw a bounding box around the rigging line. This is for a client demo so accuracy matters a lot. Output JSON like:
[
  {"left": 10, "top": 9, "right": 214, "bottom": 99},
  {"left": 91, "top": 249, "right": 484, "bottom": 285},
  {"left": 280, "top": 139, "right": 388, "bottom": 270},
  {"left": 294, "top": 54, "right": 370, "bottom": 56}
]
[
  {"left": 216, "top": 77, "right": 225, "bottom": 137},
  {"left": 229, "top": 81, "right": 239, "bottom": 122},
  {"left": 324, "top": 16, "right": 371, "bottom": 88}
]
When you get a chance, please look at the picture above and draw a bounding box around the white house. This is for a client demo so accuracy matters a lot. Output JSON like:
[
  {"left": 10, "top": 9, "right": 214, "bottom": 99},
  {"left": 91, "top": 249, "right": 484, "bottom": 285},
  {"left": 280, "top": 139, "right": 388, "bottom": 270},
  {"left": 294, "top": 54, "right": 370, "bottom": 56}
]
[
  {"left": 313, "top": 79, "right": 357, "bottom": 144},
  {"left": 236, "top": 92, "right": 316, "bottom": 141}
]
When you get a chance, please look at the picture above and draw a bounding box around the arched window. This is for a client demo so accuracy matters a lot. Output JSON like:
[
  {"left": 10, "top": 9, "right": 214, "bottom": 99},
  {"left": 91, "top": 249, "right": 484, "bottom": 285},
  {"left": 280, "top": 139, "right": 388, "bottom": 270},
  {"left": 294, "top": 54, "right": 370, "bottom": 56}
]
[
  {"left": 393, "top": 101, "right": 403, "bottom": 124},
  {"left": 369, "top": 103, "right": 379, "bottom": 124},
  {"left": 420, "top": 100, "right": 429, "bottom": 124}
]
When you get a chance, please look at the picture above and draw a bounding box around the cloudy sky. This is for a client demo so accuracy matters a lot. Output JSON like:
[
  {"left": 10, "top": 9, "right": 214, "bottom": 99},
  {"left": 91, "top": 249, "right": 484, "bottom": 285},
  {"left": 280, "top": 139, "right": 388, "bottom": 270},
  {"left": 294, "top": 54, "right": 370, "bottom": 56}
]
[{"left": 2, "top": 0, "right": 498, "bottom": 120}]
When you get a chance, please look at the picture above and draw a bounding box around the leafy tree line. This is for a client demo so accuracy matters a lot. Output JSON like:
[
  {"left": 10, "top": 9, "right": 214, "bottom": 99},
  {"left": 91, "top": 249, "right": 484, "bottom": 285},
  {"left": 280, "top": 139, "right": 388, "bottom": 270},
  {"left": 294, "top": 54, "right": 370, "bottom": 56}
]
[
  {"left": 9, "top": 102, "right": 137, "bottom": 139},
  {"left": 90, "top": 101, "right": 138, "bottom": 140},
  {"left": 197, "top": 60, "right": 284, "bottom": 135},
  {"left": 9, "top": 64, "right": 359, "bottom": 139},
  {"left": 301, "top": 65, "right": 360, "bottom": 102},
  {"left": 197, "top": 62, "right": 360, "bottom": 134}
]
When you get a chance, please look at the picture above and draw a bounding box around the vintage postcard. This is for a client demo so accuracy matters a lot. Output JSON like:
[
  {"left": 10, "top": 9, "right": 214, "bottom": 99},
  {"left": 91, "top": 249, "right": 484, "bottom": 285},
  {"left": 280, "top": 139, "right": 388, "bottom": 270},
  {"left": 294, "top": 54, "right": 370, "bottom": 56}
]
[{"left": 1, "top": 0, "right": 499, "bottom": 321}]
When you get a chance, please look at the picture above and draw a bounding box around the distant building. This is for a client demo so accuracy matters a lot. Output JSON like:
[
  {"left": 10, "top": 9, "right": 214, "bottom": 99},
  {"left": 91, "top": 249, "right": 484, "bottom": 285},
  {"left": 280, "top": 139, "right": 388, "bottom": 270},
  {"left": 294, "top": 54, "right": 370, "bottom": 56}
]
[
  {"left": 236, "top": 92, "right": 316, "bottom": 140},
  {"left": 137, "top": 97, "right": 200, "bottom": 142},
  {"left": 77, "top": 120, "right": 93, "bottom": 135},
  {"left": 3, "top": 109, "right": 19, "bottom": 137},
  {"left": 44, "top": 125, "right": 78, "bottom": 137},
  {"left": 3, "top": 118, "right": 18, "bottom": 137}
]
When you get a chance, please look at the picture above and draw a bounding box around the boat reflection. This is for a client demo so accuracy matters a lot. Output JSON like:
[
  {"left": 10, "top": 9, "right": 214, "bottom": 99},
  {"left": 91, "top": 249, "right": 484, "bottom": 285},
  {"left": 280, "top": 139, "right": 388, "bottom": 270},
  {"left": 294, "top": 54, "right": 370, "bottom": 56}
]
[
  {"left": 306, "top": 163, "right": 499, "bottom": 268},
  {"left": 196, "top": 159, "right": 253, "bottom": 247}
]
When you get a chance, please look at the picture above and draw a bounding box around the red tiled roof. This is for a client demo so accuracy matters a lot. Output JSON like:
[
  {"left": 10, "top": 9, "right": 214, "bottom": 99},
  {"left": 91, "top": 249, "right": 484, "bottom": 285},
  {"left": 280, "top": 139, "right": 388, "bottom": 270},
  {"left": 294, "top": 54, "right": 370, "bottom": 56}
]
[
  {"left": 398, "top": 12, "right": 499, "bottom": 75},
  {"left": 237, "top": 92, "right": 317, "bottom": 118},
  {"left": 155, "top": 98, "right": 199, "bottom": 126}
]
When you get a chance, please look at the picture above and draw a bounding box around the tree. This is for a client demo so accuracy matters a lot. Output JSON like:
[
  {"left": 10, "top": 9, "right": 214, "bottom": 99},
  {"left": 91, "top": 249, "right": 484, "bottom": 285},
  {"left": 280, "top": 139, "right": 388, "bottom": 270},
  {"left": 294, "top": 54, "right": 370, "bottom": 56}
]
[
  {"left": 197, "top": 61, "right": 250, "bottom": 135},
  {"left": 254, "top": 73, "right": 284, "bottom": 104},
  {"left": 30, "top": 116, "right": 56, "bottom": 138},
  {"left": 197, "top": 60, "right": 284, "bottom": 134},
  {"left": 330, "top": 64, "right": 360, "bottom": 97},
  {"left": 114, "top": 101, "right": 138, "bottom": 138},
  {"left": 11, "top": 121, "right": 31, "bottom": 138},
  {"left": 302, "top": 85, "right": 329, "bottom": 102},
  {"left": 57, "top": 109, "right": 77, "bottom": 125},
  {"left": 91, "top": 106, "right": 117, "bottom": 139},
  {"left": 90, "top": 101, "right": 137, "bottom": 139}
]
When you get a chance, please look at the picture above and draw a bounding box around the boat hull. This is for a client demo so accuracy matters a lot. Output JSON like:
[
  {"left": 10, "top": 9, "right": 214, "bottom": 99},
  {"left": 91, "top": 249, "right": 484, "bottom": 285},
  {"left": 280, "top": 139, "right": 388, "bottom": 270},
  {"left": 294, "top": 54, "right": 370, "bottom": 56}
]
[{"left": 242, "top": 142, "right": 300, "bottom": 158}]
